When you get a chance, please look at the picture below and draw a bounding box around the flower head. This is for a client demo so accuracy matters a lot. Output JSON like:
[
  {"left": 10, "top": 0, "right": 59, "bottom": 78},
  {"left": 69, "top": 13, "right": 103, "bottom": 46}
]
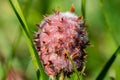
[{"left": 34, "top": 6, "right": 89, "bottom": 77}]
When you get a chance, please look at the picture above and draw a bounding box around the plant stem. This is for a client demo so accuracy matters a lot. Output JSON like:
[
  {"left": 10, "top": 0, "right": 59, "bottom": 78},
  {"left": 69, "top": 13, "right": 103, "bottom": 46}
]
[
  {"left": 59, "top": 72, "right": 64, "bottom": 80},
  {"left": 81, "top": 0, "right": 86, "bottom": 20},
  {"left": 65, "top": 50, "right": 80, "bottom": 80},
  {"left": 49, "top": 76, "right": 56, "bottom": 80}
]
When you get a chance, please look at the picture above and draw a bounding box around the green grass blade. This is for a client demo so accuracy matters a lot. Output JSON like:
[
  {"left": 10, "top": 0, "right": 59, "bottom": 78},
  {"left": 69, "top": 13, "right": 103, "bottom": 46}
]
[
  {"left": 96, "top": 46, "right": 120, "bottom": 80},
  {"left": 81, "top": 0, "right": 86, "bottom": 19},
  {"left": 98, "top": 1, "right": 120, "bottom": 79},
  {"left": 8, "top": 0, "right": 47, "bottom": 80}
]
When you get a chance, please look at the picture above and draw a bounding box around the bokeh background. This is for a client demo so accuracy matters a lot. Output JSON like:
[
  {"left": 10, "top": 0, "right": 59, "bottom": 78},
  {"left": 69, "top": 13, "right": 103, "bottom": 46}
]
[{"left": 0, "top": 0, "right": 120, "bottom": 80}]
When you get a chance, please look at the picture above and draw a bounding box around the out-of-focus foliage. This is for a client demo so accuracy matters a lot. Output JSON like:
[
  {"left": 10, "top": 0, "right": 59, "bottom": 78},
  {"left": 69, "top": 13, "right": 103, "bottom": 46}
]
[{"left": 0, "top": 0, "right": 120, "bottom": 80}]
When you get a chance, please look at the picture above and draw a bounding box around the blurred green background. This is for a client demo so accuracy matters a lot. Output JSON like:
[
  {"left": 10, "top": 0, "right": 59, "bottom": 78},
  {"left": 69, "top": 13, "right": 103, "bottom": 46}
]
[{"left": 0, "top": 0, "right": 120, "bottom": 80}]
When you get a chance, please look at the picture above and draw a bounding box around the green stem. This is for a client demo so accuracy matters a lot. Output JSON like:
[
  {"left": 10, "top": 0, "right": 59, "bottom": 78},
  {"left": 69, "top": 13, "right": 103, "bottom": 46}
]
[
  {"left": 81, "top": 0, "right": 86, "bottom": 20},
  {"left": 65, "top": 51, "right": 80, "bottom": 80},
  {"left": 59, "top": 72, "right": 64, "bottom": 80},
  {"left": 49, "top": 76, "right": 56, "bottom": 80}
]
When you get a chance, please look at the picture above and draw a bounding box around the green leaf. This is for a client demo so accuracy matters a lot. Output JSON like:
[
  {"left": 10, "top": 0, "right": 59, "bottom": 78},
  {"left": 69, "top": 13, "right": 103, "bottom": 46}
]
[
  {"left": 8, "top": 0, "right": 48, "bottom": 80},
  {"left": 96, "top": 46, "right": 120, "bottom": 80}
]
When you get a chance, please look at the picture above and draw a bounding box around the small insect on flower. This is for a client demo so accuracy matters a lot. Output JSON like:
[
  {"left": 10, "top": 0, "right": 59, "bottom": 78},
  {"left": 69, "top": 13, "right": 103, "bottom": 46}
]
[{"left": 34, "top": 5, "right": 89, "bottom": 77}]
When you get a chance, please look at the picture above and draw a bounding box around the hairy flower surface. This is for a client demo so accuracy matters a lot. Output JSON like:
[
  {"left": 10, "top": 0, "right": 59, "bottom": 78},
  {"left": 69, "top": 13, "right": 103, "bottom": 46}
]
[{"left": 34, "top": 7, "right": 89, "bottom": 77}]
